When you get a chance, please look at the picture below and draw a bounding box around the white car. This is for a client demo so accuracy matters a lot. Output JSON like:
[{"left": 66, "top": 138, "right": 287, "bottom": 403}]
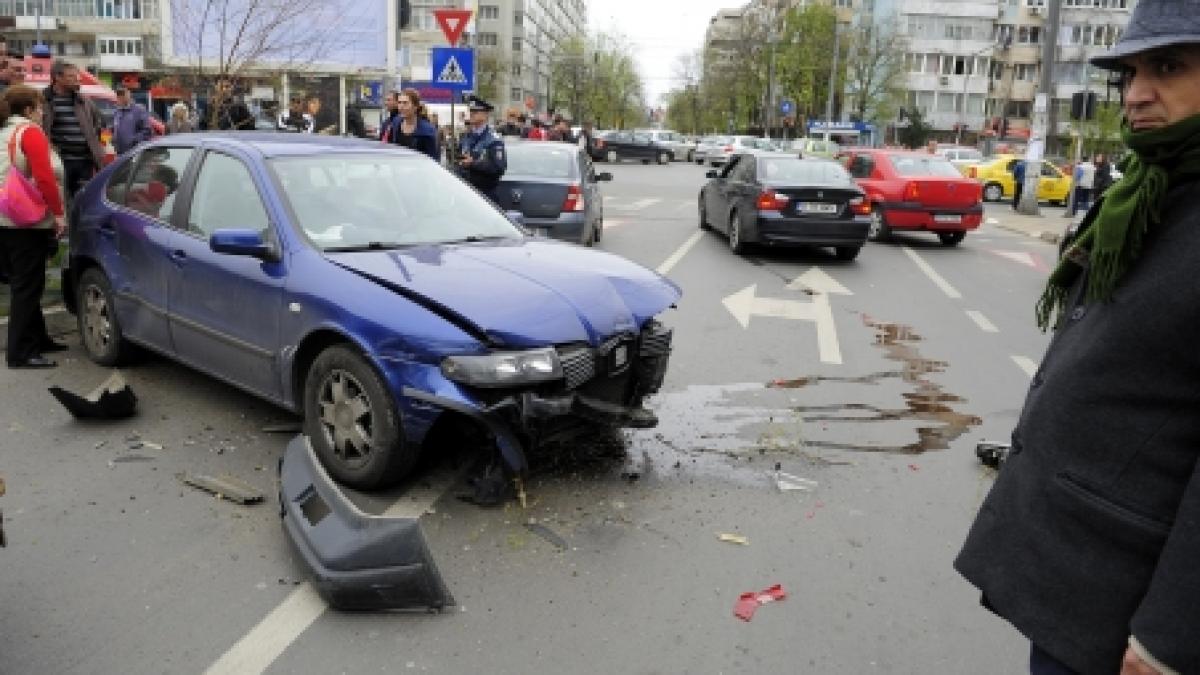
[
  {"left": 635, "top": 129, "right": 694, "bottom": 162},
  {"left": 707, "top": 135, "right": 762, "bottom": 166},
  {"left": 935, "top": 146, "right": 985, "bottom": 174},
  {"left": 693, "top": 136, "right": 729, "bottom": 165}
]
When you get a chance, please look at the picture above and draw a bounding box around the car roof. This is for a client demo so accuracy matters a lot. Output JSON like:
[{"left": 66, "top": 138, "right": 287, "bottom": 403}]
[{"left": 147, "top": 132, "right": 415, "bottom": 159}]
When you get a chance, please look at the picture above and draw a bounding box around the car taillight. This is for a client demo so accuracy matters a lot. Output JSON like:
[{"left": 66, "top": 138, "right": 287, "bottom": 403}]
[
  {"left": 723, "top": 145, "right": 734, "bottom": 152},
  {"left": 756, "top": 189, "right": 789, "bottom": 211},
  {"left": 595, "top": 139, "right": 605, "bottom": 148},
  {"left": 903, "top": 181, "right": 920, "bottom": 201},
  {"left": 563, "top": 184, "right": 585, "bottom": 212},
  {"left": 849, "top": 196, "right": 871, "bottom": 215}
]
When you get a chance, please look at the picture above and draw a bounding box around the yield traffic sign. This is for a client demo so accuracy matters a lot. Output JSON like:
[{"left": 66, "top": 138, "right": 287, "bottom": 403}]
[
  {"left": 430, "top": 47, "right": 474, "bottom": 92},
  {"left": 433, "top": 8, "right": 473, "bottom": 46}
]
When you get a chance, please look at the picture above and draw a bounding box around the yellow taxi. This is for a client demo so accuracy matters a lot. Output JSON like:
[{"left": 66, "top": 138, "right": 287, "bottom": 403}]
[{"left": 965, "top": 154, "right": 1073, "bottom": 204}]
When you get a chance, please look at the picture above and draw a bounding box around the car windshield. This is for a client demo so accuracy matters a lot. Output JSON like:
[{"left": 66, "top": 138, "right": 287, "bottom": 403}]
[
  {"left": 888, "top": 155, "right": 963, "bottom": 177},
  {"left": 505, "top": 144, "right": 576, "bottom": 179},
  {"left": 760, "top": 158, "right": 851, "bottom": 184},
  {"left": 271, "top": 154, "right": 522, "bottom": 250}
]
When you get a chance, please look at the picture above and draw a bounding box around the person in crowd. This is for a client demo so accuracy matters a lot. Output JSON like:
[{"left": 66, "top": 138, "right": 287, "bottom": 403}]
[
  {"left": 455, "top": 96, "right": 506, "bottom": 202},
  {"left": 527, "top": 117, "right": 547, "bottom": 141},
  {"left": 379, "top": 92, "right": 399, "bottom": 142},
  {"left": 956, "top": 1, "right": 1200, "bottom": 673},
  {"left": 387, "top": 88, "right": 439, "bottom": 161},
  {"left": 497, "top": 108, "right": 522, "bottom": 137},
  {"left": 1070, "top": 155, "right": 1096, "bottom": 216},
  {"left": 41, "top": 60, "right": 103, "bottom": 200},
  {"left": 577, "top": 120, "right": 596, "bottom": 154},
  {"left": 1010, "top": 159, "right": 1026, "bottom": 210},
  {"left": 0, "top": 85, "right": 67, "bottom": 368},
  {"left": 548, "top": 115, "right": 574, "bottom": 143},
  {"left": 205, "top": 77, "right": 254, "bottom": 131},
  {"left": 1093, "top": 152, "right": 1114, "bottom": 195},
  {"left": 166, "top": 102, "right": 194, "bottom": 134},
  {"left": 306, "top": 94, "right": 335, "bottom": 134},
  {"left": 0, "top": 48, "right": 24, "bottom": 93},
  {"left": 111, "top": 86, "right": 151, "bottom": 155},
  {"left": 345, "top": 102, "right": 366, "bottom": 138},
  {"left": 278, "top": 95, "right": 312, "bottom": 133}
]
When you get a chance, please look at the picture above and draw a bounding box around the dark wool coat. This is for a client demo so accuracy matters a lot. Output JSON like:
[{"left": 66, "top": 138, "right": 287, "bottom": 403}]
[{"left": 955, "top": 180, "right": 1200, "bottom": 674}]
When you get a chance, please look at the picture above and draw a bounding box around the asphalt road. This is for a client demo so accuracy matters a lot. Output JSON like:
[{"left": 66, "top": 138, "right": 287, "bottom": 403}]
[{"left": 0, "top": 157, "right": 1062, "bottom": 674}]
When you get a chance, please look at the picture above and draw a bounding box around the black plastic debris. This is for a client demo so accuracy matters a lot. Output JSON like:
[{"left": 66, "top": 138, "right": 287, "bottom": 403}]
[
  {"left": 278, "top": 435, "right": 454, "bottom": 611},
  {"left": 49, "top": 371, "right": 137, "bottom": 420},
  {"left": 976, "top": 441, "right": 1011, "bottom": 469}
]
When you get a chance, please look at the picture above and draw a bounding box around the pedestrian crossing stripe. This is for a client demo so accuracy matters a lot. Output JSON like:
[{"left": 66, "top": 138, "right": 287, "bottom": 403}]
[{"left": 436, "top": 56, "right": 467, "bottom": 85}]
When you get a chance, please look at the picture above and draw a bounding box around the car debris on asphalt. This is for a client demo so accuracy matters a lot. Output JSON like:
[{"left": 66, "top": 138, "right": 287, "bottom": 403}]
[
  {"left": 774, "top": 470, "right": 818, "bottom": 492},
  {"left": 176, "top": 472, "right": 265, "bottom": 505},
  {"left": 717, "top": 533, "right": 749, "bottom": 546},
  {"left": 734, "top": 584, "right": 787, "bottom": 622},
  {"left": 48, "top": 371, "right": 137, "bottom": 420}
]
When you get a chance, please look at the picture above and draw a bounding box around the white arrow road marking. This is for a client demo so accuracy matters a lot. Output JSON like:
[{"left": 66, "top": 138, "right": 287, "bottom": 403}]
[
  {"left": 902, "top": 246, "right": 962, "bottom": 299},
  {"left": 787, "top": 266, "right": 853, "bottom": 295},
  {"left": 722, "top": 284, "right": 843, "bottom": 364},
  {"left": 990, "top": 249, "right": 1038, "bottom": 268},
  {"left": 966, "top": 310, "right": 999, "bottom": 333},
  {"left": 1011, "top": 355, "right": 1038, "bottom": 378}
]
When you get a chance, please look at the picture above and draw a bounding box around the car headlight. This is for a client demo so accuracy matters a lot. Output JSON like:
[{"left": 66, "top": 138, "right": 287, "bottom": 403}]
[{"left": 440, "top": 348, "right": 563, "bottom": 388}]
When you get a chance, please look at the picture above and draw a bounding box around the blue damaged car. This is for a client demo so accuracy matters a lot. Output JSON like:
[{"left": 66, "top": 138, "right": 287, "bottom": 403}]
[{"left": 63, "top": 134, "right": 681, "bottom": 490}]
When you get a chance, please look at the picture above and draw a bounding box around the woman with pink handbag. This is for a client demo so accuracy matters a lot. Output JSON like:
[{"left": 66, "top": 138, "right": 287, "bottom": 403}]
[{"left": 0, "top": 85, "right": 67, "bottom": 369}]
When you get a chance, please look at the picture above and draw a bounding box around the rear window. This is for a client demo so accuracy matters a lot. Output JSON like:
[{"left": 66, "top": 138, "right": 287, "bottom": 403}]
[
  {"left": 759, "top": 158, "right": 851, "bottom": 184},
  {"left": 504, "top": 145, "right": 576, "bottom": 179},
  {"left": 888, "top": 155, "right": 963, "bottom": 177}
]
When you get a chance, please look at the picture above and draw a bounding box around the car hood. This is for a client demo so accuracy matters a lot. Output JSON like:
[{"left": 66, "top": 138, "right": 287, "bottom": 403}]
[{"left": 327, "top": 239, "right": 681, "bottom": 348}]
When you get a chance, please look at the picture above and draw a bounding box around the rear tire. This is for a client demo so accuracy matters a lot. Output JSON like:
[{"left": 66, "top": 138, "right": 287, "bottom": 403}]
[
  {"left": 938, "top": 231, "right": 966, "bottom": 246},
  {"left": 834, "top": 246, "right": 861, "bottom": 261},
  {"left": 728, "top": 209, "right": 748, "bottom": 254},
  {"left": 303, "top": 345, "right": 415, "bottom": 490},
  {"left": 867, "top": 207, "right": 892, "bottom": 242},
  {"left": 657, "top": 151, "right": 670, "bottom": 165},
  {"left": 77, "top": 267, "right": 132, "bottom": 367},
  {"left": 687, "top": 150, "right": 695, "bottom": 162}
]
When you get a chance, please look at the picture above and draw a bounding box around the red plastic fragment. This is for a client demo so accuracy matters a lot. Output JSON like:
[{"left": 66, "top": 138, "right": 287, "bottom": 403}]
[{"left": 734, "top": 584, "right": 787, "bottom": 621}]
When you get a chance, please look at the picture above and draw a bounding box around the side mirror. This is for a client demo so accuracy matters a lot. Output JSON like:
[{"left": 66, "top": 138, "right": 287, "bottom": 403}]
[
  {"left": 705, "top": 170, "right": 718, "bottom": 179},
  {"left": 505, "top": 210, "right": 525, "bottom": 227},
  {"left": 210, "top": 228, "right": 277, "bottom": 261},
  {"left": 595, "top": 172, "right": 613, "bottom": 182}
]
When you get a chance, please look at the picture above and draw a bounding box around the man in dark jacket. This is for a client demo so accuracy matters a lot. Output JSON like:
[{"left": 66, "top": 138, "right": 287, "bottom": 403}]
[
  {"left": 112, "top": 86, "right": 151, "bottom": 155},
  {"left": 41, "top": 60, "right": 104, "bottom": 199},
  {"left": 205, "top": 78, "right": 254, "bottom": 131},
  {"left": 455, "top": 96, "right": 506, "bottom": 202},
  {"left": 1094, "top": 152, "right": 1114, "bottom": 195},
  {"left": 955, "top": 2, "right": 1200, "bottom": 673}
]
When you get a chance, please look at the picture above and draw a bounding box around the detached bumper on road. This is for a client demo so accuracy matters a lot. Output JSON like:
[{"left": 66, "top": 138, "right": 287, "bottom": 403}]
[{"left": 279, "top": 436, "right": 455, "bottom": 611}]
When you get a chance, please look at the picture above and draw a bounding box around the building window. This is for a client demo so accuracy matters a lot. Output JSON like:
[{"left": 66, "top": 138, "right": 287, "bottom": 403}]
[
  {"left": 511, "top": 87, "right": 522, "bottom": 101},
  {"left": 511, "top": 62, "right": 522, "bottom": 76},
  {"left": 479, "top": 5, "right": 499, "bottom": 19},
  {"left": 915, "top": 90, "right": 934, "bottom": 114},
  {"left": 512, "top": 37, "right": 522, "bottom": 51},
  {"left": 478, "top": 32, "right": 498, "bottom": 46},
  {"left": 1006, "top": 100, "right": 1031, "bottom": 118},
  {"left": 1015, "top": 63, "right": 1038, "bottom": 81},
  {"left": 1017, "top": 26, "right": 1041, "bottom": 44},
  {"left": 924, "top": 53, "right": 939, "bottom": 74},
  {"left": 514, "top": 11, "right": 523, "bottom": 26}
]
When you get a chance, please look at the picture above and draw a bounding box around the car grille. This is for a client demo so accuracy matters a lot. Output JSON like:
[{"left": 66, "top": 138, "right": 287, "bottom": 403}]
[
  {"left": 560, "top": 347, "right": 595, "bottom": 390},
  {"left": 555, "top": 321, "right": 673, "bottom": 399}
]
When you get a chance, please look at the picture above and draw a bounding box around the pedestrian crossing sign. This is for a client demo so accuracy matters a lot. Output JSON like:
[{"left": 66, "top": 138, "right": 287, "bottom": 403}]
[{"left": 431, "top": 47, "right": 474, "bottom": 92}]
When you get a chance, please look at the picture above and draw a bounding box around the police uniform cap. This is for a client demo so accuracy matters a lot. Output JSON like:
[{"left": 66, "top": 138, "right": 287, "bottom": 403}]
[{"left": 467, "top": 96, "right": 495, "bottom": 113}]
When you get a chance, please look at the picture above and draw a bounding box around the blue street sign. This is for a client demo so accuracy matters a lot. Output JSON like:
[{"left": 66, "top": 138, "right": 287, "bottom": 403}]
[
  {"left": 358, "top": 81, "right": 383, "bottom": 106},
  {"left": 430, "top": 47, "right": 474, "bottom": 92},
  {"left": 780, "top": 99, "right": 794, "bottom": 115}
]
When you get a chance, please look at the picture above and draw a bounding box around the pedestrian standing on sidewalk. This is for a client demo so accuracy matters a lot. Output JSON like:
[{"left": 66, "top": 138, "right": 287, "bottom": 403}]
[
  {"left": 455, "top": 96, "right": 506, "bottom": 203},
  {"left": 0, "top": 48, "right": 25, "bottom": 94},
  {"left": 1011, "top": 159, "right": 1026, "bottom": 209},
  {"left": 389, "top": 88, "right": 439, "bottom": 161},
  {"left": 1070, "top": 156, "right": 1096, "bottom": 216},
  {"left": 956, "top": 1, "right": 1200, "bottom": 673},
  {"left": 166, "top": 102, "right": 194, "bottom": 134},
  {"left": 41, "top": 61, "right": 103, "bottom": 201},
  {"left": 0, "top": 85, "right": 68, "bottom": 369},
  {"left": 112, "top": 86, "right": 151, "bottom": 155},
  {"left": 1094, "top": 153, "right": 1114, "bottom": 195},
  {"left": 278, "top": 95, "right": 312, "bottom": 133},
  {"left": 379, "top": 93, "right": 399, "bottom": 142}
]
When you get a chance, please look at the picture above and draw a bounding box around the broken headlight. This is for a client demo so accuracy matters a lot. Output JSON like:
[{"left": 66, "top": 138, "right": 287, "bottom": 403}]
[{"left": 441, "top": 348, "right": 564, "bottom": 388}]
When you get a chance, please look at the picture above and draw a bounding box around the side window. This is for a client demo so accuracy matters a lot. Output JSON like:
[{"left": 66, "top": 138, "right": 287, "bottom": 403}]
[
  {"left": 186, "top": 152, "right": 270, "bottom": 238},
  {"left": 733, "top": 158, "right": 756, "bottom": 183},
  {"left": 632, "top": 133, "right": 651, "bottom": 145},
  {"left": 719, "top": 156, "right": 741, "bottom": 179},
  {"left": 104, "top": 157, "right": 135, "bottom": 205},
  {"left": 124, "top": 146, "right": 194, "bottom": 221},
  {"left": 1041, "top": 162, "right": 1059, "bottom": 177},
  {"left": 849, "top": 155, "right": 874, "bottom": 179}
]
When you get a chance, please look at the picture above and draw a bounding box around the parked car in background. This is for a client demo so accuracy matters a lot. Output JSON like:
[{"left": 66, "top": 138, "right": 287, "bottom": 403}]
[
  {"left": 596, "top": 130, "right": 675, "bottom": 164},
  {"left": 935, "top": 146, "right": 985, "bottom": 174},
  {"left": 65, "top": 134, "right": 681, "bottom": 490},
  {"left": 965, "top": 154, "right": 1072, "bottom": 204},
  {"left": 706, "top": 135, "right": 762, "bottom": 167},
  {"left": 838, "top": 148, "right": 984, "bottom": 246},
  {"left": 494, "top": 141, "right": 610, "bottom": 246},
  {"left": 694, "top": 135, "right": 730, "bottom": 165},
  {"left": 789, "top": 137, "right": 841, "bottom": 159},
  {"left": 699, "top": 153, "right": 870, "bottom": 259},
  {"left": 635, "top": 129, "right": 694, "bottom": 162}
]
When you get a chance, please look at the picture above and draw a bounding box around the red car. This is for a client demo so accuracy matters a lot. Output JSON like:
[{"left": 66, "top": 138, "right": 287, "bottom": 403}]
[{"left": 836, "top": 149, "right": 983, "bottom": 246}]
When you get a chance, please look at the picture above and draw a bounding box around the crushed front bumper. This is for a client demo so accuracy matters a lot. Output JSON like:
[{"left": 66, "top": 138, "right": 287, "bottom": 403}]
[{"left": 278, "top": 436, "right": 454, "bottom": 611}]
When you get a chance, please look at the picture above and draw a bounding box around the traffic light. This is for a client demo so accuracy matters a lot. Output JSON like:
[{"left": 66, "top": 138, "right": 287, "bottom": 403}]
[{"left": 1070, "top": 91, "right": 1097, "bottom": 121}]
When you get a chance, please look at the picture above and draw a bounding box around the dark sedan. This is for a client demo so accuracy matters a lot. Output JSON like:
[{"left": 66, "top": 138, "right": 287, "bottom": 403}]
[
  {"left": 699, "top": 153, "right": 871, "bottom": 259},
  {"left": 493, "top": 141, "right": 611, "bottom": 246},
  {"left": 597, "top": 131, "right": 675, "bottom": 165}
]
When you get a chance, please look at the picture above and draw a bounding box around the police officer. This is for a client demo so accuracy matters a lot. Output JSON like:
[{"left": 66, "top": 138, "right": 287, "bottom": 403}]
[{"left": 456, "top": 96, "right": 506, "bottom": 203}]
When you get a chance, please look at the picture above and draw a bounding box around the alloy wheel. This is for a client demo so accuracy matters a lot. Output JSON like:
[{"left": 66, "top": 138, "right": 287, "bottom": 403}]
[
  {"left": 81, "top": 284, "right": 112, "bottom": 356},
  {"left": 317, "top": 369, "right": 375, "bottom": 469}
]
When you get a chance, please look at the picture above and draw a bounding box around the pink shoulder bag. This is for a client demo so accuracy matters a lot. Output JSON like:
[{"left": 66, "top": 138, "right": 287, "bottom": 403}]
[{"left": 0, "top": 124, "right": 50, "bottom": 227}]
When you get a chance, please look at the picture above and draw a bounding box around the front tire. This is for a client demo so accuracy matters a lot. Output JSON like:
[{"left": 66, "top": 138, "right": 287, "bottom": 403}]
[
  {"left": 77, "top": 267, "right": 132, "bottom": 366},
  {"left": 938, "top": 231, "right": 966, "bottom": 246},
  {"left": 698, "top": 196, "right": 710, "bottom": 230},
  {"left": 867, "top": 207, "right": 892, "bottom": 242},
  {"left": 303, "top": 345, "right": 414, "bottom": 490},
  {"left": 983, "top": 183, "right": 1004, "bottom": 202}
]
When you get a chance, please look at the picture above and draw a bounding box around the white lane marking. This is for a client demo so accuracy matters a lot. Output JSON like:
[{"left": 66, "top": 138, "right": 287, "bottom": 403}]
[
  {"left": 966, "top": 310, "right": 999, "bottom": 333},
  {"left": 615, "top": 198, "right": 661, "bottom": 211},
  {"left": 902, "top": 246, "right": 962, "bottom": 299},
  {"left": 383, "top": 464, "right": 467, "bottom": 519},
  {"left": 1011, "top": 355, "right": 1038, "bottom": 378},
  {"left": 990, "top": 249, "right": 1038, "bottom": 268},
  {"left": 657, "top": 231, "right": 705, "bottom": 276},
  {"left": 603, "top": 218, "right": 627, "bottom": 229},
  {"left": 203, "top": 584, "right": 326, "bottom": 675}
]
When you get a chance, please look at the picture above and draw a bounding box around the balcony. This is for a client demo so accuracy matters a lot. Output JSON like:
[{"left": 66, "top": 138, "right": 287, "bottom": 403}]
[{"left": 98, "top": 53, "right": 144, "bottom": 72}]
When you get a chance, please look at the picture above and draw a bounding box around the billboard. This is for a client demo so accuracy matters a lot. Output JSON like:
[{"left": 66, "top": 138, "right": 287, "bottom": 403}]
[{"left": 166, "top": 0, "right": 389, "bottom": 71}]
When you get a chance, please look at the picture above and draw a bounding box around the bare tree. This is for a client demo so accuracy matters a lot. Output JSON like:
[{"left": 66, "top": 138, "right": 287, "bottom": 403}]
[{"left": 843, "top": 20, "right": 909, "bottom": 125}]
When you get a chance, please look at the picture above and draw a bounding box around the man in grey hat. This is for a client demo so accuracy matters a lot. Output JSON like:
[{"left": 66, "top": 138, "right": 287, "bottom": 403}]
[
  {"left": 455, "top": 96, "right": 506, "bottom": 203},
  {"left": 955, "top": 2, "right": 1200, "bottom": 674}
]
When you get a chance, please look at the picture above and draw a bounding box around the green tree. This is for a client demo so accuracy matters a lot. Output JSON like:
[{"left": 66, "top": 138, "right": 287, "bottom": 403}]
[
  {"left": 474, "top": 49, "right": 510, "bottom": 104},
  {"left": 843, "top": 19, "right": 908, "bottom": 126},
  {"left": 775, "top": 5, "right": 839, "bottom": 128},
  {"left": 549, "top": 32, "right": 646, "bottom": 128},
  {"left": 898, "top": 108, "right": 932, "bottom": 148}
]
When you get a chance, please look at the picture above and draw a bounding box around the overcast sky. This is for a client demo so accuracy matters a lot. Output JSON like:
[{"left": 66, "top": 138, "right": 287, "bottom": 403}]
[{"left": 589, "top": 0, "right": 743, "bottom": 105}]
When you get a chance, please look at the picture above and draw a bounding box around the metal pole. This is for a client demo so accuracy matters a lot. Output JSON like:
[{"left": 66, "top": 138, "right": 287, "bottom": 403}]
[
  {"left": 825, "top": 22, "right": 840, "bottom": 143},
  {"left": 36, "top": 0, "right": 43, "bottom": 46},
  {"left": 1017, "top": 0, "right": 1060, "bottom": 215}
]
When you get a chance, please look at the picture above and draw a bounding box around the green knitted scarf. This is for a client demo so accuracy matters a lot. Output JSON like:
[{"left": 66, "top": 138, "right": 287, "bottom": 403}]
[{"left": 1036, "top": 113, "right": 1200, "bottom": 331}]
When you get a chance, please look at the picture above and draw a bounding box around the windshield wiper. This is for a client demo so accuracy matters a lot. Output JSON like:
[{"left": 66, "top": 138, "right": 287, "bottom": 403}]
[
  {"left": 443, "top": 235, "right": 511, "bottom": 244},
  {"left": 324, "top": 241, "right": 409, "bottom": 252}
]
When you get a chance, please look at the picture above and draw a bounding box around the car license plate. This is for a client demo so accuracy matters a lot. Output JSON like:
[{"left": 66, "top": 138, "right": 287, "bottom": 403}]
[
  {"left": 934, "top": 214, "right": 962, "bottom": 224},
  {"left": 798, "top": 202, "right": 837, "bottom": 214},
  {"left": 532, "top": 227, "right": 550, "bottom": 237}
]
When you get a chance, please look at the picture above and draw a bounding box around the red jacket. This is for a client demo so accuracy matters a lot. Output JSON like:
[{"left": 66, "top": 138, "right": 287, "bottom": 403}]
[{"left": 9, "top": 123, "right": 65, "bottom": 217}]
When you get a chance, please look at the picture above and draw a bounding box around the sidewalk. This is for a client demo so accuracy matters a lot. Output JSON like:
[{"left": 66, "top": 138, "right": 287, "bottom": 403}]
[{"left": 984, "top": 207, "right": 1079, "bottom": 245}]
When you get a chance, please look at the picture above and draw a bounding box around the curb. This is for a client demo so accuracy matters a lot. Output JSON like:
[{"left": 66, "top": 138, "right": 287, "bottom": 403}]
[{"left": 0, "top": 305, "right": 76, "bottom": 352}]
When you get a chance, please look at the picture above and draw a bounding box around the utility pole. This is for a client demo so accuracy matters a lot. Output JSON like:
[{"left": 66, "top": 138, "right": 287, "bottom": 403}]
[
  {"left": 1017, "top": 0, "right": 1060, "bottom": 215},
  {"left": 824, "top": 22, "right": 841, "bottom": 143}
]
